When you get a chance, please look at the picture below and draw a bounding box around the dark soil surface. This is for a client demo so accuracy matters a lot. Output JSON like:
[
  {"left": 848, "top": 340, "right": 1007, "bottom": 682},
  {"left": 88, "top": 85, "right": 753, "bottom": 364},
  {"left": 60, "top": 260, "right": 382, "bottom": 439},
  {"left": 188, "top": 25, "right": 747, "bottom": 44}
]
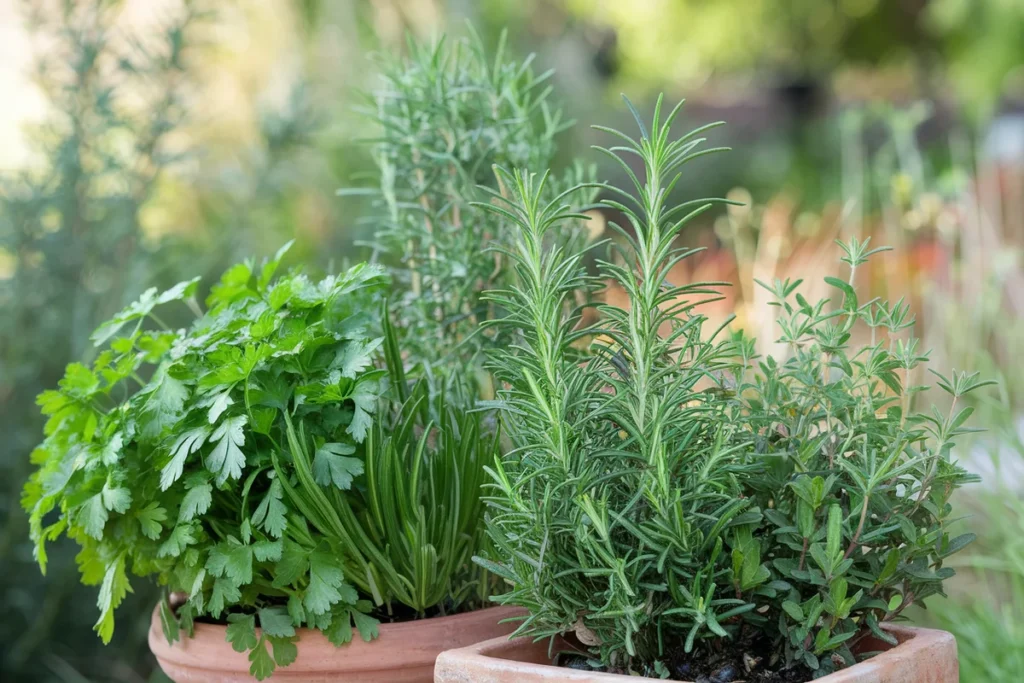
[
  {"left": 369, "top": 600, "right": 452, "bottom": 623},
  {"left": 556, "top": 633, "right": 814, "bottom": 682},
  {"left": 186, "top": 594, "right": 474, "bottom": 627}
]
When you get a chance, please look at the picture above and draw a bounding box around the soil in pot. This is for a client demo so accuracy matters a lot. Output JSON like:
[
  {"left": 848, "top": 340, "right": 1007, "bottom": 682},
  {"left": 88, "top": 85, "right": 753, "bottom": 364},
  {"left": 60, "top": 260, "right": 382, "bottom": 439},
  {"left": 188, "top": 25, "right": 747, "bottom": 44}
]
[
  {"left": 184, "top": 595, "right": 485, "bottom": 630},
  {"left": 554, "top": 632, "right": 816, "bottom": 683}
]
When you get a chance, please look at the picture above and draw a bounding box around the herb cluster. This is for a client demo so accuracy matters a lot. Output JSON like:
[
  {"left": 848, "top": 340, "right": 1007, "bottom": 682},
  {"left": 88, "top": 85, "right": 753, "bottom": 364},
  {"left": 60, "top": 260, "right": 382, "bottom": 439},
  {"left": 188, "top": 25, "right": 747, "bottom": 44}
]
[
  {"left": 728, "top": 236, "right": 987, "bottom": 673},
  {"left": 20, "top": 29, "right": 988, "bottom": 682},
  {"left": 23, "top": 243, "right": 496, "bottom": 679},
  {"left": 476, "top": 97, "right": 987, "bottom": 679}
]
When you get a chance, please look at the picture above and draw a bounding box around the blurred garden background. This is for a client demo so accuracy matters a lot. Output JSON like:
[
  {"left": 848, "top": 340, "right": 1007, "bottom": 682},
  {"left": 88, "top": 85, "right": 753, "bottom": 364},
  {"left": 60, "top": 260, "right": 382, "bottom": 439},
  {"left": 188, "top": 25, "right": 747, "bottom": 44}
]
[{"left": 2, "top": 0, "right": 1023, "bottom": 680}]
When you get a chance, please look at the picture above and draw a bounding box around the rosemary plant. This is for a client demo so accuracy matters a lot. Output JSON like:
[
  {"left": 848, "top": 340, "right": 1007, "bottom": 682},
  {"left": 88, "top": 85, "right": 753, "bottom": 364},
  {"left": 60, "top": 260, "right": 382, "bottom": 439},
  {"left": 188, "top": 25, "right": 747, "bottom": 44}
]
[
  {"left": 475, "top": 97, "right": 754, "bottom": 675},
  {"left": 353, "top": 32, "right": 595, "bottom": 384}
]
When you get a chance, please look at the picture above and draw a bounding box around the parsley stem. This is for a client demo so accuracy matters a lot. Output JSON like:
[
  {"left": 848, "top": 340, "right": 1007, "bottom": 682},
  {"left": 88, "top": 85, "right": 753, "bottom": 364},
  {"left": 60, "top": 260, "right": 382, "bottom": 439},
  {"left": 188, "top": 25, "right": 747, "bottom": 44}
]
[{"left": 149, "top": 312, "right": 171, "bottom": 330}]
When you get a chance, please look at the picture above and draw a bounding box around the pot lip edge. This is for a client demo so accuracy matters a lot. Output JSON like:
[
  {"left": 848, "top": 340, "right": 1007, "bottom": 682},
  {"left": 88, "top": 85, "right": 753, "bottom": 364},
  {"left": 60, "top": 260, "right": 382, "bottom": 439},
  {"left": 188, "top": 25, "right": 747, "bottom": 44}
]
[
  {"left": 435, "top": 624, "right": 957, "bottom": 682},
  {"left": 150, "top": 601, "right": 524, "bottom": 640},
  {"left": 148, "top": 603, "right": 525, "bottom": 671}
]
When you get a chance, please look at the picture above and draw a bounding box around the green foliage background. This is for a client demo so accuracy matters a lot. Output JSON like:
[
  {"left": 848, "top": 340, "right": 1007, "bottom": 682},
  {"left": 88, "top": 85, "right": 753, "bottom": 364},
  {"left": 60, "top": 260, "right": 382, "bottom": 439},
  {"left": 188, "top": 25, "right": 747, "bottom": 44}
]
[{"left": 2, "top": 0, "right": 1023, "bottom": 681}]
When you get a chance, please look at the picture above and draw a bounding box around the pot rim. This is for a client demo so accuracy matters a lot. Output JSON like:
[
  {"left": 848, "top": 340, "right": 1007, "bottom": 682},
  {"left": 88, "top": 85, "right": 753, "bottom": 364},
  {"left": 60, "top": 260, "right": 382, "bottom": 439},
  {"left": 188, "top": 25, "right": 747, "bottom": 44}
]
[
  {"left": 435, "top": 624, "right": 958, "bottom": 682},
  {"left": 150, "top": 602, "right": 524, "bottom": 675},
  {"left": 155, "top": 602, "right": 522, "bottom": 640}
]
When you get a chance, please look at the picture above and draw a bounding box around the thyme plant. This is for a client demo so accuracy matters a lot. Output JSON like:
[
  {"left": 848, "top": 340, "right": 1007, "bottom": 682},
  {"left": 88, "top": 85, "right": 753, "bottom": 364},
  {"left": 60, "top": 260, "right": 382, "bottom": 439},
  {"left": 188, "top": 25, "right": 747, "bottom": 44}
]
[{"left": 727, "top": 238, "right": 991, "bottom": 675}]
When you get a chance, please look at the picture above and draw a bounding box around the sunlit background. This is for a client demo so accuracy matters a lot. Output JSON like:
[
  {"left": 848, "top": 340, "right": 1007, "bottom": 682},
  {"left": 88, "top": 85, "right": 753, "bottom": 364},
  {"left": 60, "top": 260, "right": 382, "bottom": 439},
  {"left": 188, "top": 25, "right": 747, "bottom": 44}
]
[{"left": 2, "top": 1, "right": 1023, "bottom": 680}]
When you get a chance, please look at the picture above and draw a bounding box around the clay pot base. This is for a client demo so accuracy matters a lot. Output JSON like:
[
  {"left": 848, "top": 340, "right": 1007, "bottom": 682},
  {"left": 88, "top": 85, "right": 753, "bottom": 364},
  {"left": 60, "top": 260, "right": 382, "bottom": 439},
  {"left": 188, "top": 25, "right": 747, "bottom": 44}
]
[
  {"left": 434, "top": 625, "right": 959, "bottom": 683},
  {"left": 149, "top": 605, "right": 523, "bottom": 682}
]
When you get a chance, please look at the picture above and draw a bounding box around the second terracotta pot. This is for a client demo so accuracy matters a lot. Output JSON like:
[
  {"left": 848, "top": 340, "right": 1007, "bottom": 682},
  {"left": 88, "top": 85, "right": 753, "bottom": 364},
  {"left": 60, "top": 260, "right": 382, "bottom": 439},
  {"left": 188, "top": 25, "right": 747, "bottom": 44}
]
[
  {"left": 149, "top": 604, "right": 522, "bottom": 682},
  {"left": 434, "top": 624, "right": 958, "bottom": 683}
]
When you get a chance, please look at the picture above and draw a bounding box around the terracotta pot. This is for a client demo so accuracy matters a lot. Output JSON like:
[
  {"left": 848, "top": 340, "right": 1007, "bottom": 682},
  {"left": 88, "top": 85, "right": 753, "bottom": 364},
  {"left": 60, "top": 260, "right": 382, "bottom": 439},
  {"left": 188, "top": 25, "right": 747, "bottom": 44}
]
[
  {"left": 149, "top": 605, "right": 522, "bottom": 682},
  {"left": 435, "top": 624, "right": 958, "bottom": 683}
]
